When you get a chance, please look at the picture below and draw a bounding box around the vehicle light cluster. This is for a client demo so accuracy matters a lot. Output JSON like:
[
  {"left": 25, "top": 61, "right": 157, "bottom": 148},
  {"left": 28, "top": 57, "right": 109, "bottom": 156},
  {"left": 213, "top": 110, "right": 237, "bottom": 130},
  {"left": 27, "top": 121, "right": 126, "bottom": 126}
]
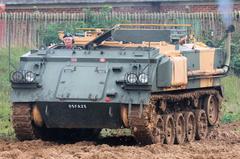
[
  {"left": 11, "top": 71, "right": 36, "bottom": 83},
  {"left": 125, "top": 72, "right": 148, "bottom": 84}
]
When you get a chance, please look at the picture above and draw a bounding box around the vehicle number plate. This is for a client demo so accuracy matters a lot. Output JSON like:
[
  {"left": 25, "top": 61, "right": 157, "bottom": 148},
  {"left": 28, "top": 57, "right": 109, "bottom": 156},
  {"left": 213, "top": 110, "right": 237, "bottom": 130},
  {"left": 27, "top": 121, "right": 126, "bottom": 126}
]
[{"left": 68, "top": 104, "right": 87, "bottom": 109}]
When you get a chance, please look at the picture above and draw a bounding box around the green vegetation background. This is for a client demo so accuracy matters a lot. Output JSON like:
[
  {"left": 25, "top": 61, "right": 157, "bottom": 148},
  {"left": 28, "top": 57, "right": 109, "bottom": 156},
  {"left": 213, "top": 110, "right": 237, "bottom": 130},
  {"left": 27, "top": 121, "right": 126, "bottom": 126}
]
[{"left": 0, "top": 48, "right": 29, "bottom": 138}]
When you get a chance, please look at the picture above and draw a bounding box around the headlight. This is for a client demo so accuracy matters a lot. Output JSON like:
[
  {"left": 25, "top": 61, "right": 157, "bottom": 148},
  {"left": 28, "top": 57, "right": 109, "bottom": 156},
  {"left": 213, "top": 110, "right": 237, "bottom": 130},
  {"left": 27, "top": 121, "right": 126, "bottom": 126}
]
[
  {"left": 126, "top": 73, "right": 138, "bottom": 84},
  {"left": 25, "top": 71, "right": 36, "bottom": 82},
  {"left": 11, "top": 71, "right": 24, "bottom": 83},
  {"left": 138, "top": 73, "right": 148, "bottom": 84}
]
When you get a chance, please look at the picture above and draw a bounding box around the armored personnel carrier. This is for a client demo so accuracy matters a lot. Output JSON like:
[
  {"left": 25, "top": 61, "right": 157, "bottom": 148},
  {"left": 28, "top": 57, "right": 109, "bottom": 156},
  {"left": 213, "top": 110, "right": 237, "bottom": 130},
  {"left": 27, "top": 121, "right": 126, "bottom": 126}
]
[{"left": 10, "top": 24, "right": 234, "bottom": 145}]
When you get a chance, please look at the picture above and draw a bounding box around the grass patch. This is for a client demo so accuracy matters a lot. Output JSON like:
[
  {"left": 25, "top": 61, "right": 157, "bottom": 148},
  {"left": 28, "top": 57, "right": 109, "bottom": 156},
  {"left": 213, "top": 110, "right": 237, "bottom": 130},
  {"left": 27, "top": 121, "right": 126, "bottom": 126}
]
[
  {"left": 221, "top": 113, "right": 240, "bottom": 123},
  {"left": 0, "top": 47, "right": 29, "bottom": 138},
  {"left": 221, "top": 76, "right": 240, "bottom": 123}
]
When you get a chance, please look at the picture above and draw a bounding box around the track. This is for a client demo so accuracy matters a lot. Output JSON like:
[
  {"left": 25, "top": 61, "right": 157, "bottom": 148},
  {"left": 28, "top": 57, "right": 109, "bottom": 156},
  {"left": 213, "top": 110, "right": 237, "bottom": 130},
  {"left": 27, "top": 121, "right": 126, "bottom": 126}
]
[
  {"left": 128, "top": 88, "right": 222, "bottom": 145},
  {"left": 12, "top": 103, "right": 38, "bottom": 140}
]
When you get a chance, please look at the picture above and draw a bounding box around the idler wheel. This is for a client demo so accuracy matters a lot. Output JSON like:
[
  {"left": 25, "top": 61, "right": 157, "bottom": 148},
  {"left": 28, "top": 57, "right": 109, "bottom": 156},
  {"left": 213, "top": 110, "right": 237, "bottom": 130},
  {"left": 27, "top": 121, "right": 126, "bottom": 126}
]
[
  {"left": 163, "top": 114, "right": 175, "bottom": 144},
  {"left": 184, "top": 111, "right": 196, "bottom": 142},
  {"left": 174, "top": 113, "right": 185, "bottom": 144},
  {"left": 195, "top": 110, "right": 208, "bottom": 140},
  {"left": 152, "top": 115, "right": 165, "bottom": 144},
  {"left": 204, "top": 95, "right": 219, "bottom": 126}
]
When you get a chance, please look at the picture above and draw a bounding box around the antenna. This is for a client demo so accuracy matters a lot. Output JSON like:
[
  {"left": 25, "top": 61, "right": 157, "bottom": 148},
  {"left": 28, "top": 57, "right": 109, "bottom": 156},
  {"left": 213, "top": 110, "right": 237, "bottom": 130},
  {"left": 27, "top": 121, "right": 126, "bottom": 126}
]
[
  {"left": 7, "top": 19, "right": 17, "bottom": 79},
  {"left": 8, "top": 17, "right": 11, "bottom": 80},
  {"left": 148, "top": 45, "right": 151, "bottom": 78}
]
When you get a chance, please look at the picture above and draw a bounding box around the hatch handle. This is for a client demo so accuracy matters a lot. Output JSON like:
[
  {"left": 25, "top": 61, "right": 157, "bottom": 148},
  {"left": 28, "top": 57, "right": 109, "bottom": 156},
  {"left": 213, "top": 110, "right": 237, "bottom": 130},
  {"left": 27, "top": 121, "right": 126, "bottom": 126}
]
[{"left": 63, "top": 66, "right": 76, "bottom": 72}]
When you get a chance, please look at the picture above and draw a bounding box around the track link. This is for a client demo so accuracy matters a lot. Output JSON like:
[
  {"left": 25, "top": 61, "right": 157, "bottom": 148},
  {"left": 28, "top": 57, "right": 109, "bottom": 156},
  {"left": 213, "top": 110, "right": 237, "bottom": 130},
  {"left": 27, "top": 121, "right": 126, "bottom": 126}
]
[
  {"left": 12, "top": 103, "right": 38, "bottom": 140},
  {"left": 129, "top": 106, "right": 155, "bottom": 145}
]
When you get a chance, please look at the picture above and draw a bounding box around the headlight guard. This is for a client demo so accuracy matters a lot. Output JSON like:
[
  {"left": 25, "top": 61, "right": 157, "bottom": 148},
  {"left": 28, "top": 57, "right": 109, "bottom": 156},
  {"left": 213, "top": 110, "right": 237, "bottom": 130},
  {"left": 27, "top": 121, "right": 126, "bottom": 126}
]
[
  {"left": 25, "top": 71, "right": 36, "bottom": 83},
  {"left": 125, "top": 72, "right": 149, "bottom": 85},
  {"left": 138, "top": 73, "right": 148, "bottom": 84},
  {"left": 11, "top": 70, "right": 37, "bottom": 84},
  {"left": 125, "top": 73, "right": 138, "bottom": 84},
  {"left": 11, "top": 71, "right": 24, "bottom": 83}
]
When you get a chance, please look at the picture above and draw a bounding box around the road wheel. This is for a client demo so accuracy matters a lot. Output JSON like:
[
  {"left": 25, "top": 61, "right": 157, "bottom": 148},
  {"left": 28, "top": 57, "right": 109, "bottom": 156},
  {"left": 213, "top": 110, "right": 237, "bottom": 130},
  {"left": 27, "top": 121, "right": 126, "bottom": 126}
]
[
  {"left": 174, "top": 113, "right": 185, "bottom": 144},
  {"left": 184, "top": 111, "right": 196, "bottom": 142},
  {"left": 163, "top": 114, "right": 175, "bottom": 145},
  {"left": 152, "top": 115, "right": 165, "bottom": 144},
  {"left": 204, "top": 95, "right": 220, "bottom": 126},
  {"left": 195, "top": 110, "right": 208, "bottom": 140}
]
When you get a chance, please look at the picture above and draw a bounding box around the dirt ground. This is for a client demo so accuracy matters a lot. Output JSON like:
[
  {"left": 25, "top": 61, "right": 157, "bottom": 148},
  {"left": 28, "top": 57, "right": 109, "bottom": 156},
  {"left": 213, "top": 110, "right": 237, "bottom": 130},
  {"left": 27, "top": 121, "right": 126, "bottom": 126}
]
[{"left": 0, "top": 122, "right": 239, "bottom": 159}]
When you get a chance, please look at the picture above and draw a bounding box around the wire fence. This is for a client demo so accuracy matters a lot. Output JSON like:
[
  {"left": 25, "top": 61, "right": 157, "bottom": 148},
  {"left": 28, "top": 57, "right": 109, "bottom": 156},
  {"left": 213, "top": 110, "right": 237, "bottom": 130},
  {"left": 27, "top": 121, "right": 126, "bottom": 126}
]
[{"left": 0, "top": 11, "right": 240, "bottom": 48}]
